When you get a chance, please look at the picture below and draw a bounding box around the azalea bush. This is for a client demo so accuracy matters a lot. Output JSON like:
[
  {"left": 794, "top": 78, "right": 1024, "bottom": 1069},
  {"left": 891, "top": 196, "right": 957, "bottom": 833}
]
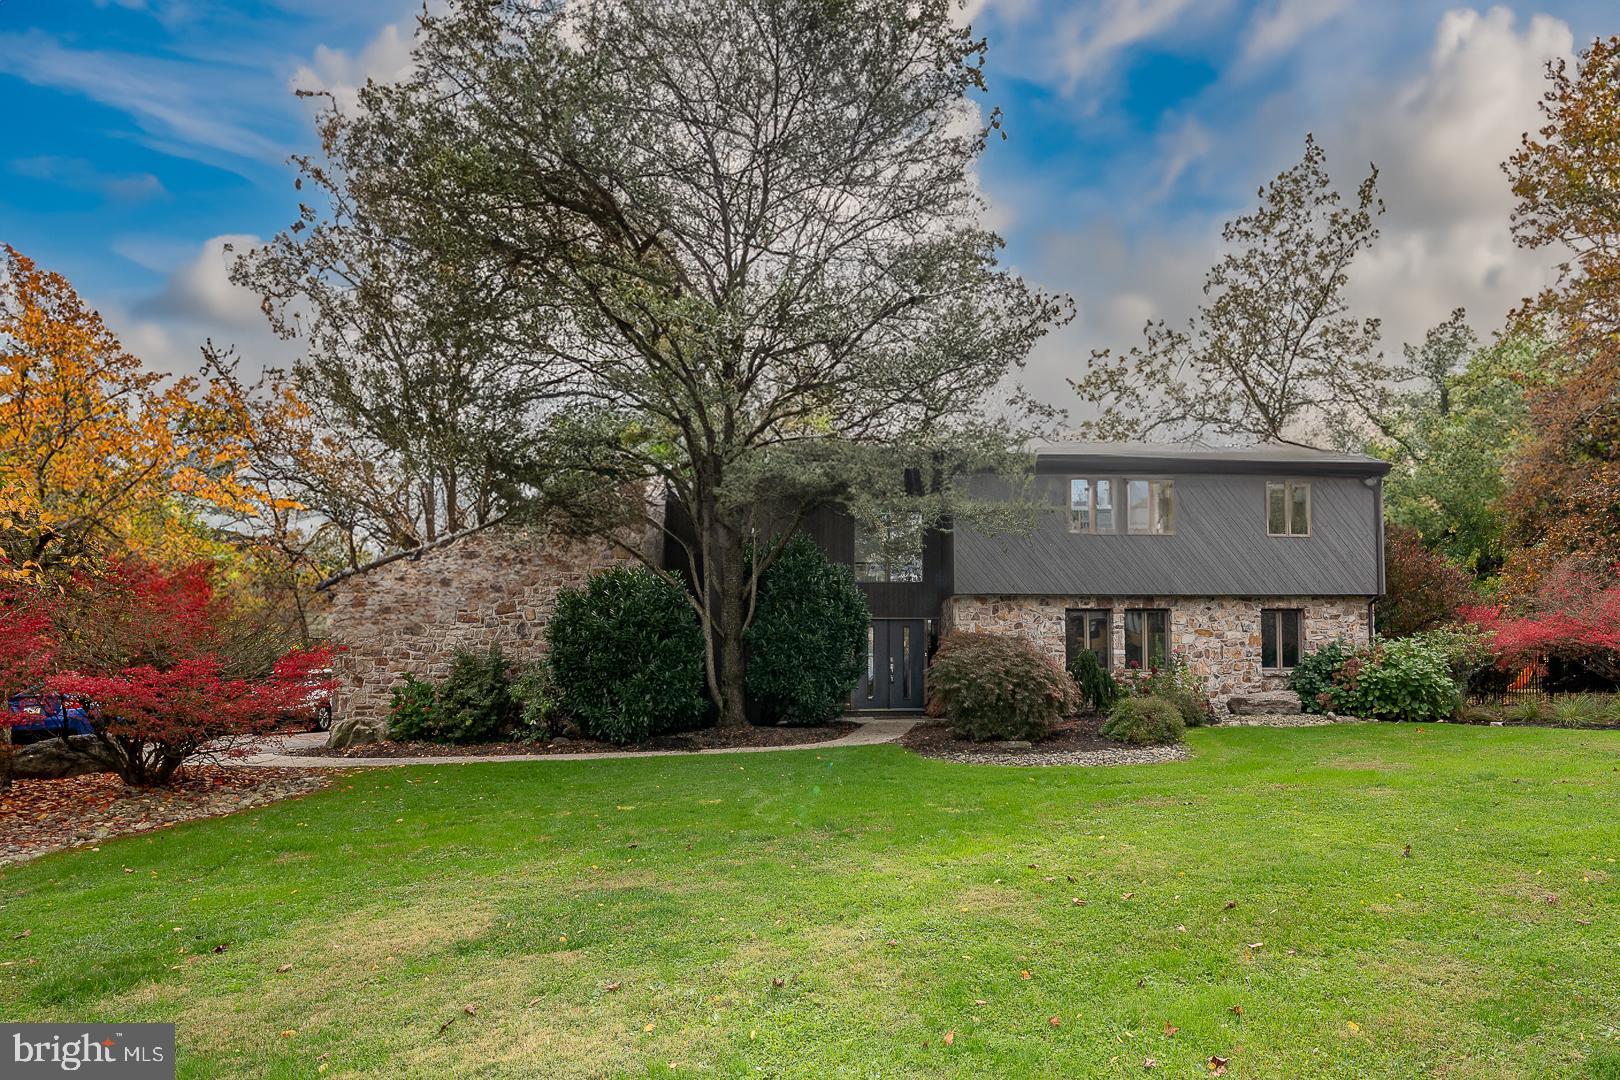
[
  {"left": 926, "top": 632, "right": 1079, "bottom": 742},
  {"left": 1466, "top": 559, "right": 1620, "bottom": 686}
]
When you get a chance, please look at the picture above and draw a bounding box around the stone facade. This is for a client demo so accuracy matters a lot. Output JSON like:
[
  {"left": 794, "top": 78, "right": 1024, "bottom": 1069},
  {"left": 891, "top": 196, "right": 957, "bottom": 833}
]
[
  {"left": 941, "top": 594, "right": 1371, "bottom": 701},
  {"left": 321, "top": 524, "right": 645, "bottom": 746}
]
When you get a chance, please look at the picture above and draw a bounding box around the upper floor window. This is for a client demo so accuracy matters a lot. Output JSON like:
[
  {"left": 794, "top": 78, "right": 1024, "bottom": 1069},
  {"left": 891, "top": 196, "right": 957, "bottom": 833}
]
[
  {"left": 1126, "top": 479, "right": 1175, "bottom": 535},
  {"left": 853, "top": 513, "right": 923, "bottom": 583},
  {"left": 1068, "top": 478, "right": 1115, "bottom": 533},
  {"left": 1267, "top": 481, "right": 1311, "bottom": 536}
]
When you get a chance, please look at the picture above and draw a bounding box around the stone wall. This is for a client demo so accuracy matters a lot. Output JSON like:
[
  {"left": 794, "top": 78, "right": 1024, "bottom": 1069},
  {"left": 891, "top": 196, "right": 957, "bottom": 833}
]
[
  {"left": 941, "top": 594, "right": 1371, "bottom": 701},
  {"left": 321, "top": 524, "right": 646, "bottom": 746}
]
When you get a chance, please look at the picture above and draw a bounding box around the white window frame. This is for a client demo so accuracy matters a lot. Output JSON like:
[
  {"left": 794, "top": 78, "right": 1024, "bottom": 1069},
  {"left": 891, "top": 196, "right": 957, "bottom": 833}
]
[{"left": 1266, "top": 480, "right": 1312, "bottom": 537}]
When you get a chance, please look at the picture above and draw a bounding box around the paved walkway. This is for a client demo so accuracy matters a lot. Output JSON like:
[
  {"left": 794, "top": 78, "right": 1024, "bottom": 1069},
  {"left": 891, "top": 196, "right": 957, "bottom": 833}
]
[{"left": 238, "top": 717, "right": 920, "bottom": 767}]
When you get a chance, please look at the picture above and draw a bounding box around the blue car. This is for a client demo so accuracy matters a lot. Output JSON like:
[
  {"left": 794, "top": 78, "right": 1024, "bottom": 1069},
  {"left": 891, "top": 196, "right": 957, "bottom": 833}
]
[{"left": 7, "top": 694, "right": 93, "bottom": 744}]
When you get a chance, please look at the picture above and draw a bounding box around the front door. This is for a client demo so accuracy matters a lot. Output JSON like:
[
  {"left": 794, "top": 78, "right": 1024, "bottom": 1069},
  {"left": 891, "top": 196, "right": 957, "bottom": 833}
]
[{"left": 853, "top": 619, "right": 925, "bottom": 710}]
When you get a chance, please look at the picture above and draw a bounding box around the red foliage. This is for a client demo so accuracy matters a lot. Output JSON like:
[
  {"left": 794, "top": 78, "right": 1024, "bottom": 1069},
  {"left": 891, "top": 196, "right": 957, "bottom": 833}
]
[
  {"left": 0, "top": 586, "right": 55, "bottom": 726},
  {"left": 1377, "top": 525, "right": 1478, "bottom": 637},
  {"left": 30, "top": 560, "right": 329, "bottom": 786},
  {"left": 1465, "top": 559, "right": 1620, "bottom": 682}
]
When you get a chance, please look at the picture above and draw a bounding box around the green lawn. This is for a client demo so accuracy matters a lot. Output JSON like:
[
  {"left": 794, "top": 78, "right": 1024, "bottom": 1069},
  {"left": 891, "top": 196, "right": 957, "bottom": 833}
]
[{"left": 3, "top": 725, "right": 1619, "bottom": 1079}]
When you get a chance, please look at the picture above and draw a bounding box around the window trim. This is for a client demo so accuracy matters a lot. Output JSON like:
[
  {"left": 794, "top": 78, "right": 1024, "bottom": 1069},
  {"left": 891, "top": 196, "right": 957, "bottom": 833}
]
[
  {"left": 1067, "top": 478, "right": 1118, "bottom": 534},
  {"left": 1064, "top": 607, "right": 1113, "bottom": 669},
  {"left": 1265, "top": 480, "right": 1312, "bottom": 537},
  {"left": 1123, "top": 608, "right": 1171, "bottom": 670},
  {"left": 1260, "top": 607, "right": 1304, "bottom": 671}
]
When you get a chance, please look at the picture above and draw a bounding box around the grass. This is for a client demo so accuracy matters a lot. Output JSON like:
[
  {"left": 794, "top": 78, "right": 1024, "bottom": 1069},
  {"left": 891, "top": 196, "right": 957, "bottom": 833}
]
[{"left": 2, "top": 724, "right": 1619, "bottom": 1078}]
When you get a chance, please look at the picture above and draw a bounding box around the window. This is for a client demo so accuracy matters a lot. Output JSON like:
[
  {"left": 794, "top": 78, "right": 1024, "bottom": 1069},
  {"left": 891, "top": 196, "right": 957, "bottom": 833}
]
[
  {"left": 1124, "top": 609, "right": 1169, "bottom": 670},
  {"left": 1126, "top": 479, "right": 1175, "bottom": 534},
  {"left": 1064, "top": 609, "right": 1112, "bottom": 669},
  {"left": 853, "top": 513, "right": 923, "bottom": 583},
  {"left": 1266, "top": 481, "right": 1311, "bottom": 536},
  {"left": 1261, "top": 608, "right": 1303, "bottom": 670},
  {"left": 1068, "top": 478, "right": 1116, "bottom": 533}
]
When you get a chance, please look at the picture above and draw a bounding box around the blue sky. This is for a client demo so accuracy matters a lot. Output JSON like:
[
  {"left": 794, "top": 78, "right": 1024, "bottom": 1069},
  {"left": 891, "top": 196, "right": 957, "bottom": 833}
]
[{"left": 0, "top": 0, "right": 1611, "bottom": 409}]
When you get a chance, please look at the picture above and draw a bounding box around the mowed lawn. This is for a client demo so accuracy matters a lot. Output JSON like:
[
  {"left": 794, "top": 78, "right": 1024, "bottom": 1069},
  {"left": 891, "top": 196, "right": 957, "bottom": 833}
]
[{"left": 3, "top": 726, "right": 1619, "bottom": 1079}]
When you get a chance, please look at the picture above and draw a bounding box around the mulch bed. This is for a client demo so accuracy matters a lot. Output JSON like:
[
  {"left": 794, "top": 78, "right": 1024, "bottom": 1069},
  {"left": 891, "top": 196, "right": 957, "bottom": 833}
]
[
  {"left": 0, "top": 766, "right": 332, "bottom": 867},
  {"left": 900, "top": 716, "right": 1191, "bottom": 767},
  {"left": 288, "top": 720, "right": 861, "bottom": 758}
]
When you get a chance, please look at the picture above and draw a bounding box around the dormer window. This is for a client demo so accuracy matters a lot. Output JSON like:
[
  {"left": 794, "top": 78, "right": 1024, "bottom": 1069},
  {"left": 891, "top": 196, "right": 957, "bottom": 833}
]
[
  {"left": 1267, "top": 481, "right": 1311, "bottom": 536},
  {"left": 1126, "top": 479, "right": 1175, "bottom": 535}
]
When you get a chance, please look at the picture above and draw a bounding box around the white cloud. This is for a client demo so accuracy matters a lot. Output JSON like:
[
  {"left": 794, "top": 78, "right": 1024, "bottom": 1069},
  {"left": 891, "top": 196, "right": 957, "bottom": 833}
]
[
  {"left": 0, "top": 32, "right": 286, "bottom": 164},
  {"left": 10, "top": 156, "right": 167, "bottom": 203},
  {"left": 1241, "top": 0, "right": 1350, "bottom": 65},
  {"left": 290, "top": 16, "right": 419, "bottom": 113},
  {"left": 1055, "top": 0, "right": 1211, "bottom": 87}
]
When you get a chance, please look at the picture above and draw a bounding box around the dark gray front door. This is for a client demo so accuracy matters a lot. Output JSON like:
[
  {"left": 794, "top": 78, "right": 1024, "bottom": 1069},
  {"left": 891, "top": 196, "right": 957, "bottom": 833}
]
[{"left": 853, "top": 619, "right": 925, "bottom": 710}]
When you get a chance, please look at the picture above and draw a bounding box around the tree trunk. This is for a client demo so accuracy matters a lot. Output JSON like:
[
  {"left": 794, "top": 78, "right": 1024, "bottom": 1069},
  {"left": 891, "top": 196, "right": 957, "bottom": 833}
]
[
  {"left": 694, "top": 477, "right": 751, "bottom": 730},
  {"left": 0, "top": 726, "right": 11, "bottom": 792}
]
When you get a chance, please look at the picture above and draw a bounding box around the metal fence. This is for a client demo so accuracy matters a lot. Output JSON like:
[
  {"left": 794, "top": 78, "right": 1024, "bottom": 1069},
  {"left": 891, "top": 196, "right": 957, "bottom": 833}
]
[{"left": 1466, "top": 661, "right": 1620, "bottom": 706}]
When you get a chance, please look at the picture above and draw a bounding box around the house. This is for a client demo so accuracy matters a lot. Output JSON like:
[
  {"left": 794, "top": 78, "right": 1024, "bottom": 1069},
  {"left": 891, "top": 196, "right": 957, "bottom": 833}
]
[
  {"left": 318, "top": 441, "right": 1387, "bottom": 741},
  {"left": 777, "top": 441, "right": 1388, "bottom": 709}
]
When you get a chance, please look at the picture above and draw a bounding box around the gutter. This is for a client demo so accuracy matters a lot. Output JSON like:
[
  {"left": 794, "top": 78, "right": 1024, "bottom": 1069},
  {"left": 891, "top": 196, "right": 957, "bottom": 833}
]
[{"left": 315, "top": 514, "right": 510, "bottom": 593}]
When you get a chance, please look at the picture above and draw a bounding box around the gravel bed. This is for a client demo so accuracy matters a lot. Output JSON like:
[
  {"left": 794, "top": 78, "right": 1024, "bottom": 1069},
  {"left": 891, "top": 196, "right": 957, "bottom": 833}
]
[{"left": 922, "top": 743, "right": 1192, "bottom": 767}]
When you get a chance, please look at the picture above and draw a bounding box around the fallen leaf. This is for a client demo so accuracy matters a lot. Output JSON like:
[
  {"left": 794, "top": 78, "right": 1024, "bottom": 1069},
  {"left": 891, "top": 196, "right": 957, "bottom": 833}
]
[
  {"left": 435, "top": 1018, "right": 456, "bottom": 1036},
  {"left": 1223, "top": 900, "right": 1236, "bottom": 910},
  {"left": 1229, "top": 1005, "right": 1243, "bottom": 1016},
  {"left": 1163, "top": 1023, "right": 1178, "bottom": 1038},
  {"left": 279, "top": 1030, "right": 296, "bottom": 1039},
  {"left": 1020, "top": 970, "right": 1032, "bottom": 980},
  {"left": 1176, "top": 924, "right": 1186, "bottom": 933},
  {"left": 887, "top": 939, "right": 898, "bottom": 947},
  {"left": 526, "top": 997, "right": 542, "bottom": 1008},
  {"left": 1143, "top": 1057, "right": 1158, "bottom": 1069},
  {"left": 275, "top": 963, "right": 293, "bottom": 973},
  {"left": 644, "top": 1022, "right": 656, "bottom": 1032},
  {"left": 771, "top": 977, "right": 784, "bottom": 988},
  {"left": 1208, "top": 1054, "right": 1229, "bottom": 1075},
  {"left": 1122, "top": 892, "right": 1135, "bottom": 900},
  {"left": 1545, "top": 894, "right": 1559, "bottom": 905},
  {"left": 1073, "top": 898, "right": 1086, "bottom": 906},
  {"left": 605, "top": 981, "right": 622, "bottom": 993},
  {"left": 212, "top": 943, "right": 229, "bottom": 955},
  {"left": 1246, "top": 942, "right": 1263, "bottom": 950},
  {"left": 13, "top": 930, "right": 30, "bottom": 940},
  {"left": 943, "top": 1030, "right": 955, "bottom": 1046},
  {"left": 1347, "top": 1020, "right": 1360, "bottom": 1033},
  {"left": 974, "top": 999, "right": 987, "bottom": 1006},
  {"left": 463, "top": 1004, "right": 478, "bottom": 1016},
  {"left": 1402, "top": 843, "right": 1411, "bottom": 858},
  {"left": 1048, "top": 1015, "right": 1062, "bottom": 1028}
]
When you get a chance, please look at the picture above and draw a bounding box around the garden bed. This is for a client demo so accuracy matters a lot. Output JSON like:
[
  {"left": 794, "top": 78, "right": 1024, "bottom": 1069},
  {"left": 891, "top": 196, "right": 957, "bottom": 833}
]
[
  {"left": 289, "top": 720, "right": 860, "bottom": 758},
  {"left": 0, "top": 766, "right": 332, "bottom": 866},
  {"left": 900, "top": 716, "right": 1190, "bottom": 767}
]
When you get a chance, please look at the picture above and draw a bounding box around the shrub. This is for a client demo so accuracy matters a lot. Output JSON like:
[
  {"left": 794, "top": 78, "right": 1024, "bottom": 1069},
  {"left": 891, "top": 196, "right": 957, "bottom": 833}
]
[
  {"left": 1328, "top": 636, "right": 1461, "bottom": 722},
  {"left": 433, "top": 647, "right": 518, "bottom": 743},
  {"left": 387, "top": 675, "right": 438, "bottom": 741},
  {"left": 1550, "top": 693, "right": 1607, "bottom": 728},
  {"left": 1119, "top": 656, "right": 1210, "bottom": 727},
  {"left": 548, "top": 566, "right": 707, "bottom": 744},
  {"left": 926, "top": 632, "right": 1079, "bottom": 742},
  {"left": 1289, "top": 641, "right": 1352, "bottom": 714},
  {"left": 511, "top": 659, "right": 565, "bottom": 741},
  {"left": 1377, "top": 525, "right": 1479, "bottom": 637},
  {"left": 1506, "top": 697, "right": 1543, "bottom": 724},
  {"left": 1100, "top": 695, "right": 1185, "bottom": 746},
  {"left": 1067, "top": 650, "right": 1121, "bottom": 714},
  {"left": 744, "top": 535, "right": 869, "bottom": 724}
]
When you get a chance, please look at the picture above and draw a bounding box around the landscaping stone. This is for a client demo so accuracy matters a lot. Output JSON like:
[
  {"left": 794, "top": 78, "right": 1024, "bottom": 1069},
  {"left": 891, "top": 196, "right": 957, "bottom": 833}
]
[
  {"left": 991, "top": 739, "right": 1033, "bottom": 749},
  {"left": 10, "top": 736, "right": 121, "bottom": 780},
  {"left": 1226, "top": 690, "right": 1303, "bottom": 715}
]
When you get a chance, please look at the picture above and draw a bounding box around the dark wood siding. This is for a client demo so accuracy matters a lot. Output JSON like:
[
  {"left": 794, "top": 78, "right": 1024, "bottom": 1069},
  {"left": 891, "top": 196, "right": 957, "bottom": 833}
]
[{"left": 953, "top": 470, "right": 1381, "bottom": 597}]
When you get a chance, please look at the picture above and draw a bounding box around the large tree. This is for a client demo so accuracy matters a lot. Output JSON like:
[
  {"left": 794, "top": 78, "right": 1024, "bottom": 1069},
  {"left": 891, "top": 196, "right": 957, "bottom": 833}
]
[
  {"left": 256, "top": 0, "right": 1067, "bottom": 728},
  {"left": 1071, "top": 136, "right": 1392, "bottom": 447},
  {"left": 1500, "top": 35, "right": 1620, "bottom": 590}
]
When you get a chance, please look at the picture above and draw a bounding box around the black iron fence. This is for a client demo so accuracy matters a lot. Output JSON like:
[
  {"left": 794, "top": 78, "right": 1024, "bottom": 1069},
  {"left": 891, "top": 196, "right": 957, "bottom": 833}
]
[{"left": 1466, "top": 659, "right": 1620, "bottom": 706}]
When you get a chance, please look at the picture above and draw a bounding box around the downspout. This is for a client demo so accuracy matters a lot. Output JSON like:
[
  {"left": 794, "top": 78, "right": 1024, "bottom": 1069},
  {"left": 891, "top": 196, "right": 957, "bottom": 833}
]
[{"left": 1368, "top": 475, "right": 1385, "bottom": 642}]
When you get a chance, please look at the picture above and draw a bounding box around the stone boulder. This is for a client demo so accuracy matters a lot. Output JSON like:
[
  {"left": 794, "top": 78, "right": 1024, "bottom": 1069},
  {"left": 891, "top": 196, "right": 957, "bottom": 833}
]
[
  {"left": 10, "top": 735, "right": 122, "bottom": 780},
  {"left": 1226, "top": 690, "right": 1303, "bottom": 716},
  {"left": 326, "top": 714, "right": 387, "bottom": 750}
]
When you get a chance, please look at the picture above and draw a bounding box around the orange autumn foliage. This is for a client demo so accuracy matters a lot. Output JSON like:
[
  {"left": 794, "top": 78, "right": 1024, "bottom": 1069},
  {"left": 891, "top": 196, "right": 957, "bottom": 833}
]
[{"left": 0, "top": 245, "right": 283, "bottom": 582}]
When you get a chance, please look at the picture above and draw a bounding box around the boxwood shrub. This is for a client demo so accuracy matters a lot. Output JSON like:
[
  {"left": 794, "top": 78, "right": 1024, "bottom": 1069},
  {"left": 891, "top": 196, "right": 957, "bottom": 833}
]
[
  {"left": 1100, "top": 694, "right": 1185, "bottom": 746},
  {"left": 387, "top": 648, "right": 517, "bottom": 744},
  {"left": 744, "top": 534, "right": 870, "bottom": 724},
  {"left": 547, "top": 566, "right": 707, "bottom": 744},
  {"left": 926, "top": 632, "right": 1080, "bottom": 741}
]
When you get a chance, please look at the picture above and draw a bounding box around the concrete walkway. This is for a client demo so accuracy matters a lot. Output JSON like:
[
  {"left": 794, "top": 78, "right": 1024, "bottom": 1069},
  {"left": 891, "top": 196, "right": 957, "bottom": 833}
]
[{"left": 238, "top": 717, "right": 920, "bottom": 767}]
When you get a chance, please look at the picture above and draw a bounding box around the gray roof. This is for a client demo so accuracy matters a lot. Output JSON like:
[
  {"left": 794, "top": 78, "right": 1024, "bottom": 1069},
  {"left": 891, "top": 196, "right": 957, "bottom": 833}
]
[{"left": 1028, "top": 440, "right": 1391, "bottom": 478}]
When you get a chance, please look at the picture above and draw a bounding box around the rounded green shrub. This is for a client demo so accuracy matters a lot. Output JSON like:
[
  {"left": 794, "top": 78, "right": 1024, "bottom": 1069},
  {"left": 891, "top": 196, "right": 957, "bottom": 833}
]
[
  {"left": 511, "top": 659, "right": 565, "bottom": 741},
  {"left": 547, "top": 566, "right": 707, "bottom": 744},
  {"left": 1100, "top": 694, "right": 1186, "bottom": 746},
  {"left": 1330, "top": 636, "right": 1461, "bottom": 722},
  {"left": 926, "top": 632, "right": 1080, "bottom": 742},
  {"left": 744, "top": 534, "right": 870, "bottom": 725},
  {"left": 1120, "top": 658, "right": 1210, "bottom": 727},
  {"left": 433, "top": 646, "right": 518, "bottom": 743},
  {"left": 1067, "top": 650, "right": 1121, "bottom": 714}
]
